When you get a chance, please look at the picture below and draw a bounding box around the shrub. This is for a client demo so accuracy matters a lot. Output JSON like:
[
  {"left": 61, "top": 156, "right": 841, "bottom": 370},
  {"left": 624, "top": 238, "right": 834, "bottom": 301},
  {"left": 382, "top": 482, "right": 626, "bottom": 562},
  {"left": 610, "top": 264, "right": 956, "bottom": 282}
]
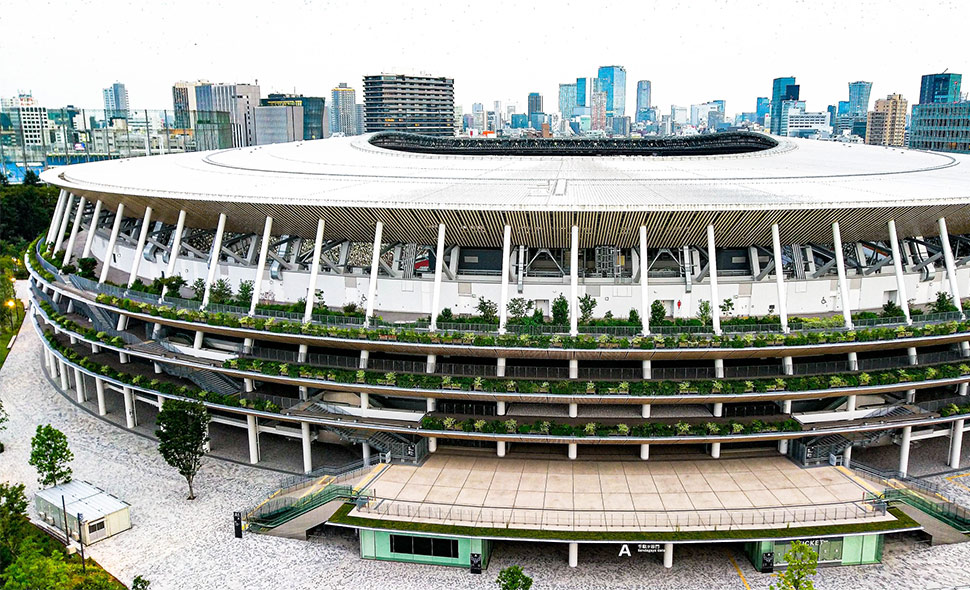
[
  {"left": 650, "top": 300, "right": 667, "bottom": 325},
  {"left": 552, "top": 294, "right": 569, "bottom": 325},
  {"left": 578, "top": 294, "right": 596, "bottom": 323},
  {"left": 476, "top": 297, "right": 498, "bottom": 323}
]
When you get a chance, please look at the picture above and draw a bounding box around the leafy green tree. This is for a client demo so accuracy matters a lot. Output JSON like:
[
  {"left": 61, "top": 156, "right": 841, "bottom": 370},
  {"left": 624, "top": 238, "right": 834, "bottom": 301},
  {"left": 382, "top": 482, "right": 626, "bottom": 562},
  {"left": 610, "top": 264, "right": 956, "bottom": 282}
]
[
  {"left": 1, "top": 540, "right": 71, "bottom": 590},
  {"left": 28, "top": 425, "right": 74, "bottom": 487},
  {"left": 720, "top": 298, "right": 734, "bottom": 317},
  {"left": 769, "top": 541, "right": 818, "bottom": 590},
  {"left": 507, "top": 297, "right": 533, "bottom": 321},
  {"left": 697, "top": 299, "right": 712, "bottom": 326},
  {"left": 235, "top": 280, "right": 254, "bottom": 307},
  {"left": 21, "top": 171, "right": 40, "bottom": 186},
  {"left": 0, "top": 181, "right": 59, "bottom": 246},
  {"left": 578, "top": 294, "right": 596, "bottom": 323},
  {"left": 210, "top": 279, "right": 233, "bottom": 305},
  {"left": 76, "top": 257, "right": 98, "bottom": 280},
  {"left": 131, "top": 576, "right": 151, "bottom": 590},
  {"left": 0, "top": 172, "right": 8, "bottom": 187},
  {"left": 628, "top": 308, "right": 641, "bottom": 326},
  {"left": 650, "top": 300, "right": 667, "bottom": 325},
  {"left": 155, "top": 400, "right": 210, "bottom": 500},
  {"left": 551, "top": 294, "right": 569, "bottom": 325},
  {"left": 476, "top": 297, "right": 498, "bottom": 323},
  {"left": 190, "top": 278, "right": 206, "bottom": 301},
  {"left": 0, "top": 482, "right": 29, "bottom": 562},
  {"left": 931, "top": 291, "right": 959, "bottom": 314},
  {"left": 496, "top": 565, "right": 532, "bottom": 590},
  {"left": 881, "top": 300, "right": 903, "bottom": 318}
]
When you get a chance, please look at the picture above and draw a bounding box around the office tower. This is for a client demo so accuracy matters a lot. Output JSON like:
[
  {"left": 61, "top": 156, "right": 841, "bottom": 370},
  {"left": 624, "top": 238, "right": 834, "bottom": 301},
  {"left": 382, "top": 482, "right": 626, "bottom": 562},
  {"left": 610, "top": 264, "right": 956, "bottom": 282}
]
[
  {"left": 356, "top": 104, "right": 366, "bottom": 135},
  {"left": 781, "top": 102, "right": 830, "bottom": 138},
  {"left": 254, "top": 105, "right": 303, "bottom": 145},
  {"left": 172, "top": 80, "right": 210, "bottom": 129},
  {"left": 755, "top": 97, "right": 770, "bottom": 124},
  {"left": 670, "top": 105, "right": 688, "bottom": 125},
  {"left": 261, "top": 94, "right": 327, "bottom": 140},
  {"left": 591, "top": 90, "right": 607, "bottom": 131},
  {"left": 635, "top": 81, "right": 652, "bottom": 123},
  {"left": 559, "top": 84, "right": 578, "bottom": 123},
  {"left": 330, "top": 83, "right": 358, "bottom": 136},
  {"left": 690, "top": 102, "right": 721, "bottom": 127},
  {"left": 362, "top": 73, "right": 455, "bottom": 136},
  {"left": 453, "top": 105, "right": 463, "bottom": 134},
  {"left": 712, "top": 100, "right": 726, "bottom": 113},
  {"left": 611, "top": 116, "right": 631, "bottom": 136},
  {"left": 770, "top": 77, "right": 799, "bottom": 135},
  {"left": 597, "top": 65, "right": 626, "bottom": 117},
  {"left": 528, "top": 92, "right": 543, "bottom": 116},
  {"left": 919, "top": 73, "right": 963, "bottom": 104},
  {"left": 102, "top": 82, "right": 129, "bottom": 120},
  {"left": 837, "top": 101, "right": 850, "bottom": 115},
  {"left": 576, "top": 77, "right": 593, "bottom": 108},
  {"left": 911, "top": 100, "right": 970, "bottom": 153},
  {"left": 471, "top": 103, "right": 485, "bottom": 131},
  {"left": 493, "top": 101, "right": 504, "bottom": 130},
  {"left": 510, "top": 113, "right": 528, "bottom": 129},
  {"left": 865, "top": 94, "right": 907, "bottom": 147},
  {"left": 847, "top": 81, "right": 872, "bottom": 118},
  {"left": 192, "top": 82, "right": 260, "bottom": 147},
  {"left": 4, "top": 93, "right": 47, "bottom": 146}
]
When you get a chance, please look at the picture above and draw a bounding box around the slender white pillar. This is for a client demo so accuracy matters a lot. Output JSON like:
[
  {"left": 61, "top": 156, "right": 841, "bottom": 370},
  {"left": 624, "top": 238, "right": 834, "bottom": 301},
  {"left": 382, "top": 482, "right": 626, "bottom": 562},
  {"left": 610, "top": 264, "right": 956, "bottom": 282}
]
[
  {"left": 640, "top": 444, "right": 650, "bottom": 460},
  {"left": 771, "top": 223, "right": 789, "bottom": 332},
  {"left": 907, "top": 347, "right": 918, "bottom": 366},
  {"left": 95, "top": 378, "right": 106, "bottom": 416},
  {"left": 714, "top": 359, "right": 724, "bottom": 379},
  {"left": 569, "top": 403, "right": 578, "bottom": 418},
  {"left": 58, "top": 360, "right": 69, "bottom": 390},
  {"left": 365, "top": 221, "right": 384, "bottom": 326},
  {"left": 499, "top": 224, "right": 512, "bottom": 334},
  {"left": 55, "top": 194, "right": 75, "bottom": 252},
  {"left": 642, "top": 360, "right": 652, "bottom": 380},
  {"left": 938, "top": 217, "right": 965, "bottom": 316},
  {"left": 303, "top": 218, "right": 326, "bottom": 322},
  {"left": 843, "top": 444, "right": 853, "bottom": 468},
  {"left": 98, "top": 203, "right": 125, "bottom": 284},
  {"left": 663, "top": 543, "right": 673, "bottom": 568},
  {"left": 711, "top": 442, "right": 721, "bottom": 459},
  {"left": 429, "top": 223, "right": 446, "bottom": 332},
  {"left": 249, "top": 216, "right": 274, "bottom": 315},
  {"left": 848, "top": 352, "right": 859, "bottom": 371},
  {"left": 568, "top": 543, "right": 579, "bottom": 568},
  {"left": 62, "top": 197, "right": 87, "bottom": 266},
  {"left": 247, "top": 414, "right": 259, "bottom": 464},
  {"left": 123, "top": 386, "right": 136, "bottom": 429},
  {"left": 782, "top": 356, "right": 794, "bottom": 376},
  {"left": 497, "top": 357, "right": 506, "bottom": 377},
  {"left": 778, "top": 399, "right": 793, "bottom": 454},
  {"left": 360, "top": 392, "right": 369, "bottom": 410},
  {"left": 46, "top": 191, "right": 68, "bottom": 245},
  {"left": 569, "top": 359, "right": 578, "bottom": 379},
  {"left": 73, "top": 368, "right": 85, "bottom": 403},
  {"left": 427, "top": 397, "right": 437, "bottom": 412},
  {"left": 428, "top": 437, "right": 437, "bottom": 453},
  {"left": 497, "top": 401, "right": 506, "bottom": 415},
  {"left": 80, "top": 199, "right": 104, "bottom": 261},
  {"left": 160, "top": 209, "right": 187, "bottom": 300},
  {"left": 425, "top": 354, "right": 436, "bottom": 374},
  {"left": 362, "top": 442, "right": 372, "bottom": 465},
  {"left": 887, "top": 220, "right": 911, "bottom": 324},
  {"left": 639, "top": 225, "right": 650, "bottom": 335},
  {"left": 713, "top": 402, "right": 723, "bottom": 417},
  {"left": 706, "top": 224, "right": 722, "bottom": 335},
  {"left": 832, "top": 222, "right": 854, "bottom": 329},
  {"left": 642, "top": 404, "right": 651, "bottom": 419},
  {"left": 846, "top": 395, "right": 857, "bottom": 412},
  {"left": 126, "top": 206, "right": 153, "bottom": 287},
  {"left": 898, "top": 426, "right": 912, "bottom": 477},
  {"left": 199, "top": 212, "right": 227, "bottom": 307},
  {"left": 567, "top": 443, "right": 577, "bottom": 460},
  {"left": 570, "top": 225, "right": 579, "bottom": 337},
  {"left": 950, "top": 419, "right": 965, "bottom": 468},
  {"left": 301, "top": 422, "right": 313, "bottom": 474},
  {"left": 497, "top": 441, "right": 506, "bottom": 457}
]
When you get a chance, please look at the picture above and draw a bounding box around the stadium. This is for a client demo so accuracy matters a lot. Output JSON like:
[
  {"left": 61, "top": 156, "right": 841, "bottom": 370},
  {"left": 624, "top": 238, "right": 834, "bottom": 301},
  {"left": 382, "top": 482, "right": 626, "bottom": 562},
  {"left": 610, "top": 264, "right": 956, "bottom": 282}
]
[{"left": 26, "top": 131, "right": 970, "bottom": 571}]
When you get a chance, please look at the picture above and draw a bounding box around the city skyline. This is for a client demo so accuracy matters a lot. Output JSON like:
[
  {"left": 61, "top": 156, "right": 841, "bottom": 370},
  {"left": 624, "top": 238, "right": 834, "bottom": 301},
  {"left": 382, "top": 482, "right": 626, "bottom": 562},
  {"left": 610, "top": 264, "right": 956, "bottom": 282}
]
[{"left": 2, "top": 1, "right": 969, "bottom": 118}]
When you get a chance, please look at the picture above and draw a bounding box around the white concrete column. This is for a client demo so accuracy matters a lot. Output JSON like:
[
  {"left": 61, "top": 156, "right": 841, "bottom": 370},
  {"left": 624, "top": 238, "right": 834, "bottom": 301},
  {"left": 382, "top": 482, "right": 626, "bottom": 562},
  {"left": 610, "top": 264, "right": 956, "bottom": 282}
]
[
  {"left": 832, "top": 222, "right": 854, "bottom": 329},
  {"left": 570, "top": 225, "right": 579, "bottom": 337},
  {"left": 639, "top": 225, "right": 650, "bottom": 335},
  {"left": 663, "top": 543, "right": 673, "bottom": 568},
  {"left": 247, "top": 414, "right": 259, "bottom": 464},
  {"left": 98, "top": 203, "right": 125, "bottom": 284},
  {"left": 73, "top": 368, "right": 85, "bottom": 403},
  {"left": 126, "top": 206, "right": 153, "bottom": 287},
  {"left": 569, "top": 359, "right": 578, "bottom": 379},
  {"left": 714, "top": 358, "right": 724, "bottom": 379},
  {"left": 426, "top": 354, "right": 436, "bottom": 374},
  {"left": 303, "top": 218, "right": 327, "bottom": 322},
  {"left": 497, "top": 441, "right": 506, "bottom": 457},
  {"left": 429, "top": 223, "right": 447, "bottom": 332},
  {"left": 362, "top": 443, "right": 372, "bottom": 465},
  {"left": 961, "top": 382, "right": 968, "bottom": 396},
  {"left": 498, "top": 224, "right": 512, "bottom": 334},
  {"left": 95, "top": 378, "right": 106, "bottom": 416},
  {"left": 843, "top": 444, "right": 853, "bottom": 468},
  {"left": 906, "top": 389, "right": 916, "bottom": 404},
  {"left": 568, "top": 542, "right": 579, "bottom": 568},
  {"left": 62, "top": 197, "right": 87, "bottom": 266},
  {"left": 426, "top": 397, "right": 437, "bottom": 413},
  {"left": 428, "top": 437, "right": 437, "bottom": 453},
  {"left": 887, "top": 219, "right": 912, "bottom": 324},
  {"left": 80, "top": 199, "right": 104, "bottom": 261},
  {"left": 249, "top": 216, "right": 274, "bottom": 314},
  {"left": 567, "top": 443, "right": 577, "bottom": 460},
  {"left": 771, "top": 223, "right": 789, "bottom": 332},
  {"left": 160, "top": 209, "right": 187, "bottom": 300},
  {"left": 846, "top": 395, "right": 857, "bottom": 412},
  {"left": 939, "top": 217, "right": 965, "bottom": 316},
  {"left": 58, "top": 360, "right": 69, "bottom": 390},
  {"left": 365, "top": 221, "right": 384, "bottom": 326},
  {"left": 497, "top": 357, "right": 506, "bottom": 377},
  {"left": 360, "top": 392, "right": 369, "bottom": 410},
  {"left": 192, "top": 331, "right": 204, "bottom": 350},
  {"left": 55, "top": 194, "right": 75, "bottom": 252},
  {"left": 711, "top": 442, "right": 721, "bottom": 459},
  {"left": 642, "top": 404, "right": 651, "bottom": 419},
  {"left": 497, "top": 401, "right": 506, "bottom": 416},
  {"left": 46, "top": 190, "right": 68, "bottom": 245},
  {"left": 782, "top": 356, "right": 794, "bottom": 376},
  {"left": 642, "top": 360, "right": 652, "bottom": 380},
  {"left": 301, "top": 422, "right": 313, "bottom": 474},
  {"left": 123, "top": 386, "right": 136, "bottom": 429},
  {"left": 907, "top": 347, "right": 918, "bottom": 366},
  {"left": 359, "top": 350, "right": 369, "bottom": 369},
  {"left": 898, "top": 426, "right": 912, "bottom": 477},
  {"left": 200, "top": 212, "right": 227, "bottom": 307},
  {"left": 640, "top": 443, "right": 650, "bottom": 460},
  {"left": 568, "top": 403, "right": 578, "bottom": 418},
  {"left": 706, "top": 224, "right": 722, "bottom": 335},
  {"left": 848, "top": 352, "right": 859, "bottom": 371},
  {"left": 950, "top": 419, "right": 965, "bottom": 468},
  {"left": 153, "top": 362, "right": 163, "bottom": 375},
  {"left": 244, "top": 378, "right": 254, "bottom": 393},
  {"left": 713, "top": 403, "right": 723, "bottom": 417},
  {"left": 778, "top": 399, "right": 793, "bottom": 454}
]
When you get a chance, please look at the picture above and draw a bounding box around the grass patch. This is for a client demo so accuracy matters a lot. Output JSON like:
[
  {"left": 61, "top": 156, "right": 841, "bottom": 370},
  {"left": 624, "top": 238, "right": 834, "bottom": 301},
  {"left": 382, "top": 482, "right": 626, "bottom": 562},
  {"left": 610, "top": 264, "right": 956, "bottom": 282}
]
[
  {"left": 328, "top": 504, "right": 919, "bottom": 542},
  {"left": 0, "top": 301, "right": 24, "bottom": 370}
]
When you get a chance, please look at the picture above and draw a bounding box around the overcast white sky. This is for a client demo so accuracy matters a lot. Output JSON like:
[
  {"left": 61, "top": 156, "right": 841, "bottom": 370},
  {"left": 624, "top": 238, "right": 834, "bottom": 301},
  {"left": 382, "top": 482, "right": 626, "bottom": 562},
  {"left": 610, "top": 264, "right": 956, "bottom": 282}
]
[{"left": 1, "top": 0, "right": 968, "bottom": 117}]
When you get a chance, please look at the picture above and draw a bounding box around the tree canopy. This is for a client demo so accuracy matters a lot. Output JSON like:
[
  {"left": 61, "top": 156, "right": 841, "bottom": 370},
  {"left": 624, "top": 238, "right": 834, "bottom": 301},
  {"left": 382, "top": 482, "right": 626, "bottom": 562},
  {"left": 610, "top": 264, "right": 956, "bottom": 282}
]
[
  {"left": 28, "top": 425, "right": 73, "bottom": 488},
  {"left": 155, "top": 400, "right": 210, "bottom": 500}
]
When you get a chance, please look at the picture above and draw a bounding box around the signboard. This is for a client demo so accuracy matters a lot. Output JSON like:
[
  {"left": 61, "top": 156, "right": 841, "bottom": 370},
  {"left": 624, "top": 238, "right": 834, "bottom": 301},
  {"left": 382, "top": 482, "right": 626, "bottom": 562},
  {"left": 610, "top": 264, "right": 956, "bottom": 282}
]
[
  {"left": 761, "top": 551, "right": 774, "bottom": 573},
  {"left": 469, "top": 552, "right": 482, "bottom": 574},
  {"left": 233, "top": 511, "right": 243, "bottom": 538},
  {"left": 618, "top": 543, "right": 663, "bottom": 556}
]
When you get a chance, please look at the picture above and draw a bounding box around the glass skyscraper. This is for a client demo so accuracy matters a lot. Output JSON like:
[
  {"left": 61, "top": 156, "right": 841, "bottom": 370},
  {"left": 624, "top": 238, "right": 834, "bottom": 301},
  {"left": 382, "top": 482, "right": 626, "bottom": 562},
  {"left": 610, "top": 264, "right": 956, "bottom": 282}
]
[
  {"left": 528, "top": 92, "right": 543, "bottom": 116},
  {"left": 635, "top": 80, "right": 652, "bottom": 123},
  {"left": 847, "top": 81, "right": 872, "bottom": 118},
  {"left": 919, "top": 73, "right": 962, "bottom": 104},
  {"left": 597, "top": 65, "right": 626, "bottom": 117},
  {"left": 770, "top": 77, "right": 799, "bottom": 135},
  {"left": 559, "top": 84, "right": 577, "bottom": 122},
  {"left": 102, "top": 82, "right": 129, "bottom": 120},
  {"left": 261, "top": 94, "right": 327, "bottom": 140},
  {"left": 756, "top": 97, "right": 770, "bottom": 124}
]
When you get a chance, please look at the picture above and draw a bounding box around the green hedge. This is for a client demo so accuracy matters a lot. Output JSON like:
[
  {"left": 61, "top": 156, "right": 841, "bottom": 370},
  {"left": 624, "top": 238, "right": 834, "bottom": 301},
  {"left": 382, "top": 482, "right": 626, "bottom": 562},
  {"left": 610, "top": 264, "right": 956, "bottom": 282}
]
[{"left": 419, "top": 415, "right": 802, "bottom": 437}]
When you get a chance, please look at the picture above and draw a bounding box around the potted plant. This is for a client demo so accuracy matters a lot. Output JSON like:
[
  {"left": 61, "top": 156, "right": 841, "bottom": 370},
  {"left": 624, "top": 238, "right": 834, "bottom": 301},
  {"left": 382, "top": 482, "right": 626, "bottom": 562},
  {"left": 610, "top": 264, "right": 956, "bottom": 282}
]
[
  {"left": 586, "top": 381, "right": 596, "bottom": 394},
  {"left": 505, "top": 380, "right": 517, "bottom": 392},
  {"left": 473, "top": 376, "right": 484, "bottom": 391},
  {"left": 539, "top": 381, "right": 550, "bottom": 393},
  {"left": 550, "top": 335, "right": 564, "bottom": 348},
  {"left": 356, "top": 369, "right": 367, "bottom": 384}
]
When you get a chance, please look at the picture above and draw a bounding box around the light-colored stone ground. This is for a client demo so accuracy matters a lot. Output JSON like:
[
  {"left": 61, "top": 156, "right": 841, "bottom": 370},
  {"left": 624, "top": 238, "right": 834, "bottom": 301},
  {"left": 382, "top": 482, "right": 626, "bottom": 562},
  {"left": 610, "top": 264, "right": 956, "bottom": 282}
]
[{"left": 5, "top": 281, "right": 970, "bottom": 589}]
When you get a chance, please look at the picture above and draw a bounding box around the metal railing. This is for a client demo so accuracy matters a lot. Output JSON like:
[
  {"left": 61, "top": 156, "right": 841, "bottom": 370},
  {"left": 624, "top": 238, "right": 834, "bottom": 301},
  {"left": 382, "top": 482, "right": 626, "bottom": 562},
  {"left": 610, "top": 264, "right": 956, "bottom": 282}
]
[{"left": 275, "top": 459, "right": 376, "bottom": 496}]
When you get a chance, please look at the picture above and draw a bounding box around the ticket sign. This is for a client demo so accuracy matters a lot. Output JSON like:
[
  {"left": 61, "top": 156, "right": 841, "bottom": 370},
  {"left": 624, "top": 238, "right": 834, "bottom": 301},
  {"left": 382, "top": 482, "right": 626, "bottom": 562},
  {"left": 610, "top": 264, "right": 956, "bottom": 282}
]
[{"left": 618, "top": 543, "right": 663, "bottom": 556}]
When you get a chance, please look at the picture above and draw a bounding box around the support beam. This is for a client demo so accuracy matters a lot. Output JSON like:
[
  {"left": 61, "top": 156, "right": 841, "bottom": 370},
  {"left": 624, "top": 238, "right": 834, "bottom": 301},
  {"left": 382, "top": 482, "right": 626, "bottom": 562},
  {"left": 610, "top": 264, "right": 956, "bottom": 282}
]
[
  {"left": 429, "top": 224, "right": 446, "bottom": 332},
  {"left": 950, "top": 419, "right": 964, "bottom": 468},
  {"left": 365, "top": 221, "right": 384, "bottom": 326},
  {"left": 98, "top": 203, "right": 125, "bottom": 284},
  {"left": 160, "top": 209, "right": 187, "bottom": 300},
  {"left": 95, "top": 378, "right": 106, "bottom": 416},
  {"left": 249, "top": 216, "right": 274, "bottom": 315},
  {"left": 427, "top": 398, "right": 437, "bottom": 413},
  {"left": 499, "top": 224, "right": 512, "bottom": 334},
  {"left": 73, "top": 368, "right": 85, "bottom": 403},
  {"left": 663, "top": 543, "right": 673, "bottom": 569},
  {"left": 123, "top": 386, "right": 136, "bottom": 429},
  {"left": 62, "top": 197, "right": 87, "bottom": 266},
  {"left": 568, "top": 543, "right": 578, "bottom": 568},
  {"left": 55, "top": 194, "right": 74, "bottom": 252},
  {"left": 567, "top": 443, "right": 577, "bottom": 460},
  {"left": 569, "top": 403, "right": 578, "bottom": 418},
  {"left": 570, "top": 225, "right": 579, "bottom": 337},
  {"left": 706, "top": 224, "right": 722, "bottom": 335},
  {"left": 888, "top": 219, "right": 912, "bottom": 325},
  {"left": 497, "top": 441, "right": 506, "bottom": 457},
  {"left": 497, "top": 401, "right": 506, "bottom": 416},
  {"left": 640, "top": 443, "right": 650, "bottom": 460},
  {"left": 771, "top": 223, "right": 789, "bottom": 332},
  {"left": 640, "top": 226, "right": 650, "bottom": 335},
  {"left": 247, "top": 415, "right": 260, "bottom": 465},
  {"left": 303, "top": 218, "right": 326, "bottom": 322},
  {"left": 848, "top": 352, "right": 859, "bottom": 371},
  {"left": 938, "top": 217, "right": 965, "bottom": 317},
  {"left": 497, "top": 357, "right": 506, "bottom": 378},
  {"left": 832, "top": 222, "right": 854, "bottom": 329},
  {"left": 362, "top": 443, "right": 371, "bottom": 465},
  {"left": 80, "top": 199, "right": 104, "bottom": 260},
  {"left": 200, "top": 213, "right": 227, "bottom": 307},
  {"left": 126, "top": 206, "right": 153, "bottom": 287},
  {"left": 46, "top": 191, "right": 68, "bottom": 245},
  {"left": 301, "top": 422, "right": 313, "bottom": 474},
  {"left": 898, "top": 426, "right": 912, "bottom": 477},
  {"left": 642, "top": 404, "right": 651, "bottom": 419},
  {"left": 711, "top": 442, "right": 721, "bottom": 459},
  {"left": 569, "top": 359, "right": 578, "bottom": 379}
]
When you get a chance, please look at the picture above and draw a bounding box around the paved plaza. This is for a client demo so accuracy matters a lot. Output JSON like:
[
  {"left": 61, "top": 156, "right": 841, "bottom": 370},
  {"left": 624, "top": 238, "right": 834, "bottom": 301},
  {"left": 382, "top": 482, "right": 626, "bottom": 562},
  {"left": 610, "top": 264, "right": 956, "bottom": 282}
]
[{"left": 3, "top": 282, "right": 970, "bottom": 589}]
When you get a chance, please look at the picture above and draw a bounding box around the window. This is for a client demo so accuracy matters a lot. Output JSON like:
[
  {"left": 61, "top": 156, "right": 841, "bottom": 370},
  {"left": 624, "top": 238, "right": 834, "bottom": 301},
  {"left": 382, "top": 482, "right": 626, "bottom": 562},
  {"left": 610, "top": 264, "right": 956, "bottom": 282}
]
[
  {"left": 389, "top": 534, "right": 459, "bottom": 558},
  {"left": 88, "top": 520, "right": 105, "bottom": 533}
]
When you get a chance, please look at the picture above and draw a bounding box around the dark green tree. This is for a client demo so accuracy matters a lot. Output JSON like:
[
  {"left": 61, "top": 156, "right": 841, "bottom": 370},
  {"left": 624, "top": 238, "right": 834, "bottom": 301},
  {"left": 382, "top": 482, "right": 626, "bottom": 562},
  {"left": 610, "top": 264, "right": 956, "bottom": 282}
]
[
  {"left": 578, "top": 294, "right": 596, "bottom": 323},
  {"left": 476, "top": 297, "right": 498, "bottom": 323},
  {"left": 507, "top": 297, "right": 533, "bottom": 321},
  {"left": 0, "top": 482, "right": 29, "bottom": 563},
  {"left": 155, "top": 400, "right": 210, "bottom": 500},
  {"left": 650, "top": 300, "right": 667, "bottom": 325},
  {"left": 0, "top": 172, "right": 7, "bottom": 187},
  {"left": 496, "top": 565, "right": 533, "bottom": 590},
  {"left": 551, "top": 294, "right": 569, "bottom": 325},
  {"left": 931, "top": 291, "right": 959, "bottom": 314},
  {"left": 21, "top": 170, "right": 40, "bottom": 186},
  {"left": 1, "top": 540, "right": 70, "bottom": 590},
  {"left": 131, "top": 575, "right": 151, "bottom": 590},
  {"left": 28, "top": 425, "right": 74, "bottom": 487},
  {"left": 769, "top": 541, "right": 818, "bottom": 590}
]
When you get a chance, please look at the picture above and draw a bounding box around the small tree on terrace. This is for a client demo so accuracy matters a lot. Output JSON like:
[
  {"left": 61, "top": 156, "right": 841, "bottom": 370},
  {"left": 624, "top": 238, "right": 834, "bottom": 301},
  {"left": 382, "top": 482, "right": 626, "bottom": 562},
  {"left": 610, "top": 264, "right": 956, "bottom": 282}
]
[
  {"left": 551, "top": 294, "right": 569, "bottom": 325},
  {"left": 156, "top": 400, "right": 210, "bottom": 500},
  {"left": 697, "top": 299, "right": 713, "bottom": 326},
  {"left": 769, "top": 540, "right": 818, "bottom": 590},
  {"left": 496, "top": 565, "right": 533, "bottom": 590},
  {"left": 650, "top": 300, "right": 667, "bottom": 325},
  {"left": 507, "top": 297, "right": 533, "bottom": 321},
  {"left": 28, "top": 424, "right": 73, "bottom": 488},
  {"left": 476, "top": 297, "right": 498, "bottom": 323},
  {"left": 578, "top": 294, "right": 597, "bottom": 323}
]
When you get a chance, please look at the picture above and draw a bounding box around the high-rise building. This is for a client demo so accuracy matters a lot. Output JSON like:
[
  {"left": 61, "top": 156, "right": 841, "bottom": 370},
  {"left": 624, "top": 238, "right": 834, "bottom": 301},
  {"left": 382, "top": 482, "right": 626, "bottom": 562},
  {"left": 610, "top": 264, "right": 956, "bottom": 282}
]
[
  {"left": 576, "top": 78, "right": 593, "bottom": 108},
  {"left": 755, "top": 97, "right": 770, "bottom": 124},
  {"left": 865, "top": 94, "right": 907, "bottom": 147},
  {"left": 590, "top": 90, "right": 607, "bottom": 131},
  {"left": 261, "top": 94, "right": 327, "bottom": 140},
  {"left": 910, "top": 100, "right": 970, "bottom": 153},
  {"left": 670, "top": 105, "right": 688, "bottom": 125},
  {"left": 192, "top": 82, "right": 260, "bottom": 147},
  {"left": 330, "top": 83, "right": 358, "bottom": 136},
  {"left": 690, "top": 102, "right": 721, "bottom": 127},
  {"left": 847, "top": 81, "right": 872, "bottom": 118},
  {"left": 172, "top": 81, "right": 210, "bottom": 130},
  {"left": 559, "top": 84, "right": 577, "bottom": 124},
  {"left": 254, "top": 105, "right": 303, "bottom": 145},
  {"left": 356, "top": 104, "right": 366, "bottom": 135},
  {"left": 919, "top": 72, "right": 963, "bottom": 104},
  {"left": 770, "top": 77, "right": 799, "bottom": 135},
  {"left": 362, "top": 73, "right": 455, "bottom": 137},
  {"left": 781, "top": 102, "right": 830, "bottom": 138},
  {"left": 3, "top": 93, "right": 47, "bottom": 147},
  {"left": 635, "top": 80, "right": 652, "bottom": 123},
  {"left": 837, "top": 100, "right": 850, "bottom": 115},
  {"left": 597, "top": 65, "right": 626, "bottom": 117},
  {"left": 528, "top": 92, "right": 543, "bottom": 116},
  {"left": 102, "top": 82, "right": 129, "bottom": 120}
]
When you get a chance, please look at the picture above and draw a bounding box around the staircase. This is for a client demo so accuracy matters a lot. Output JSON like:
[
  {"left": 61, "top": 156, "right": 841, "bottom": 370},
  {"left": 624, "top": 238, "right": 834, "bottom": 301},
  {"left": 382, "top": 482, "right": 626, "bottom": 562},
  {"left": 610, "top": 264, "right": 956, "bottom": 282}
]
[
  {"left": 794, "top": 404, "right": 919, "bottom": 466},
  {"left": 245, "top": 482, "right": 373, "bottom": 534}
]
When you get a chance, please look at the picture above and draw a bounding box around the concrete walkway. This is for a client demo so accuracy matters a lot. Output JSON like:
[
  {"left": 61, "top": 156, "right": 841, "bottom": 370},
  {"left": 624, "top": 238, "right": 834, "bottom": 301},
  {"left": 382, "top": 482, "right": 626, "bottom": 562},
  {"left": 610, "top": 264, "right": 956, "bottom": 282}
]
[{"left": 895, "top": 504, "right": 967, "bottom": 545}]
